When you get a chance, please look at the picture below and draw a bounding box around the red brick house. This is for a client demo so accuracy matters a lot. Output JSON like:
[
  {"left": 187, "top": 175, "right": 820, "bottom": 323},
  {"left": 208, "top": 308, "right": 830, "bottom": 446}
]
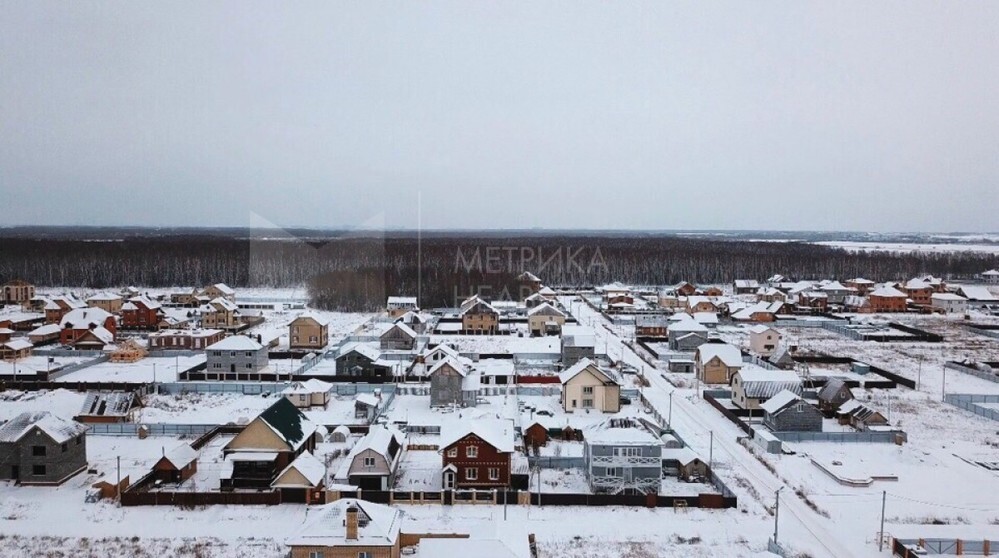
[
  {"left": 903, "top": 279, "right": 933, "bottom": 306},
  {"left": 440, "top": 418, "right": 514, "bottom": 490},
  {"left": 59, "top": 308, "right": 117, "bottom": 346},
  {"left": 120, "top": 296, "right": 163, "bottom": 330},
  {"left": 45, "top": 297, "right": 86, "bottom": 324},
  {"left": 869, "top": 285, "right": 909, "bottom": 313}
]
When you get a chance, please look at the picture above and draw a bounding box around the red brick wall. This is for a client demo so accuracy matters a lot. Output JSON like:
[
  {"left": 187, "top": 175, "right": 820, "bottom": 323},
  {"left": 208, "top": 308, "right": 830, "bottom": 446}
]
[{"left": 441, "top": 434, "right": 511, "bottom": 489}]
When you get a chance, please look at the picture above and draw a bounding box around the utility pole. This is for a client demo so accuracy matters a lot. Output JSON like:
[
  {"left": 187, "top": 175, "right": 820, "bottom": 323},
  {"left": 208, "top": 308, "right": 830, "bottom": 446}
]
[
  {"left": 116, "top": 456, "right": 122, "bottom": 504},
  {"left": 916, "top": 355, "right": 923, "bottom": 391},
  {"left": 709, "top": 431, "right": 714, "bottom": 470},
  {"left": 942, "top": 365, "right": 947, "bottom": 402},
  {"left": 879, "top": 490, "right": 887, "bottom": 552},
  {"left": 668, "top": 391, "right": 673, "bottom": 430},
  {"left": 773, "top": 487, "right": 784, "bottom": 544}
]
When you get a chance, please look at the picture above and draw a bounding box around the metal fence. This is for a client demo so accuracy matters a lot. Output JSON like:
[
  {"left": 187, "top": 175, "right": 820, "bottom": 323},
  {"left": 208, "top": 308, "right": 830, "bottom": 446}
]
[
  {"left": 945, "top": 394, "right": 999, "bottom": 423},
  {"left": 86, "top": 423, "right": 219, "bottom": 437},
  {"left": 527, "top": 456, "right": 585, "bottom": 469},
  {"left": 770, "top": 430, "right": 904, "bottom": 444},
  {"left": 158, "top": 381, "right": 290, "bottom": 395},
  {"left": 945, "top": 362, "right": 999, "bottom": 385},
  {"left": 45, "top": 354, "right": 108, "bottom": 380},
  {"left": 893, "top": 538, "right": 998, "bottom": 556}
]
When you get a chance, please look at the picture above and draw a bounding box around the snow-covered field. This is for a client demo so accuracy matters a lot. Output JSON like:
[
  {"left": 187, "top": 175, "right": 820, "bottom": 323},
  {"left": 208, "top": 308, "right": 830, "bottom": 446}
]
[{"left": 815, "top": 240, "right": 999, "bottom": 255}]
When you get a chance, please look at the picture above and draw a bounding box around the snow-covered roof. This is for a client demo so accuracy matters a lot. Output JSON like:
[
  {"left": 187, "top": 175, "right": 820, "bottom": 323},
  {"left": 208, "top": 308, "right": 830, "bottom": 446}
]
[
  {"left": 78, "top": 391, "right": 136, "bottom": 417},
  {"left": 759, "top": 389, "right": 802, "bottom": 415},
  {"left": 749, "top": 324, "right": 777, "bottom": 335},
  {"left": 904, "top": 278, "right": 931, "bottom": 290},
  {"left": 0, "top": 412, "right": 87, "bottom": 444},
  {"left": 870, "top": 286, "right": 908, "bottom": 298},
  {"left": 418, "top": 538, "right": 526, "bottom": 558},
  {"left": 440, "top": 417, "right": 514, "bottom": 453},
  {"left": 292, "top": 311, "right": 331, "bottom": 327},
  {"left": 584, "top": 419, "right": 661, "bottom": 446},
  {"left": 79, "top": 327, "right": 115, "bottom": 345},
  {"left": 735, "top": 366, "right": 802, "bottom": 399},
  {"left": 931, "top": 293, "right": 966, "bottom": 301},
  {"left": 286, "top": 499, "right": 401, "bottom": 548},
  {"left": 339, "top": 342, "right": 382, "bottom": 362},
  {"left": 668, "top": 318, "right": 708, "bottom": 333},
  {"left": 982, "top": 269, "right": 999, "bottom": 276},
  {"left": 958, "top": 286, "right": 999, "bottom": 302},
  {"left": 28, "top": 323, "right": 61, "bottom": 337},
  {"left": 2, "top": 339, "right": 33, "bottom": 352},
  {"left": 429, "top": 356, "right": 469, "bottom": 378},
  {"left": 59, "top": 307, "right": 113, "bottom": 329},
  {"left": 527, "top": 302, "right": 565, "bottom": 317},
  {"left": 242, "top": 398, "right": 319, "bottom": 452},
  {"left": 208, "top": 297, "right": 238, "bottom": 312},
  {"left": 387, "top": 296, "right": 418, "bottom": 306},
  {"left": 160, "top": 444, "right": 198, "bottom": 470},
  {"left": 210, "top": 283, "right": 236, "bottom": 295},
  {"left": 207, "top": 335, "right": 264, "bottom": 351},
  {"left": 86, "top": 292, "right": 121, "bottom": 302},
  {"left": 348, "top": 425, "right": 404, "bottom": 462},
  {"left": 273, "top": 450, "right": 326, "bottom": 488},
  {"left": 696, "top": 343, "right": 743, "bottom": 367},
  {"left": 381, "top": 322, "right": 417, "bottom": 339},
  {"left": 127, "top": 295, "right": 162, "bottom": 310},
  {"left": 282, "top": 379, "right": 333, "bottom": 395},
  {"left": 561, "top": 325, "right": 596, "bottom": 348},
  {"left": 395, "top": 311, "right": 427, "bottom": 324},
  {"left": 355, "top": 392, "right": 380, "bottom": 408},
  {"left": 558, "top": 358, "right": 620, "bottom": 386}
]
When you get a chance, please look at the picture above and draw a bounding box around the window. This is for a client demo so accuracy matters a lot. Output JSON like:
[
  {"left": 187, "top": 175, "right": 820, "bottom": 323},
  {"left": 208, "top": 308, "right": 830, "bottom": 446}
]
[
  {"left": 213, "top": 363, "right": 222, "bottom": 369},
  {"left": 308, "top": 552, "right": 324, "bottom": 558},
  {"left": 245, "top": 351, "right": 253, "bottom": 357},
  {"left": 582, "top": 386, "right": 594, "bottom": 394},
  {"left": 466, "top": 445, "right": 478, "bottom": 458},
  {"left": 488, "top": 467, "right": 500, "bottom": 480},
  {"left": 613, "top": 447, "right": 641, "bottom": 457},
  {"left": 358, "top": 553, "right": 372, "bottom": 558},
  {"left": 61, "top": 443, "right": 67, "bottom": 453},
  {"left": 582, "top": 399, "right": 594, "bottom": 409},
  {"left": 363, "top": 457, "right": 376, "bottom": 467},
  {"left": 465, "top": 468, "right": 478, "bottom": 480},
  {"left": 605, "top": 467, "right": 619, "bottom": 477},
  {"left": 32, "top": 446, "right": 45, "bottom": 457},
  {"left": 230, "top": 351, "right": 235, "bottom": 357},
  {"left": 76, "top": 436, "right": 82, "bottom": 445},
  {"left": 32, "top": 465, "right": 45, "bottom": 476},
  {"left": 446, "top": 448, "right": 458, "bottom": 458},
  {"left": 245, "top": 363, "right": 252, "bottom": 369}
]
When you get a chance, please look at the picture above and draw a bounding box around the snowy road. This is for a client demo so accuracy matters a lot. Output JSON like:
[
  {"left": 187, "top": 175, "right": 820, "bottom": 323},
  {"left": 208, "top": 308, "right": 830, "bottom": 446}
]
[{"left": 563, "top": 296, "right": 865, "bottom": 558}]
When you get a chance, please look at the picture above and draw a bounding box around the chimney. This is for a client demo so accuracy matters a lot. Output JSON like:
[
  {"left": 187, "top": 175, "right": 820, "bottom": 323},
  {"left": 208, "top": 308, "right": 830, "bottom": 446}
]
[{"left": 345, "top": 505, "right": 359, "bottom": 541}]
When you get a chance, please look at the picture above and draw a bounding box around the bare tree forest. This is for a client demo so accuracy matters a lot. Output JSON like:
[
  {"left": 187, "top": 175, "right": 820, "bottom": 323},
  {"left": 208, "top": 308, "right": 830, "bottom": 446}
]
[{"left": 0, "top": 234, "right": 995, "bottom": 311}]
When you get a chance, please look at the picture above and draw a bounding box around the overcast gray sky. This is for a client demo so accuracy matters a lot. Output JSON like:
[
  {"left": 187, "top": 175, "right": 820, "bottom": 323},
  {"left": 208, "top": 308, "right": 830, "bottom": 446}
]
[{"left": 2, "top": 2, "right": 997, "bottom": 232}]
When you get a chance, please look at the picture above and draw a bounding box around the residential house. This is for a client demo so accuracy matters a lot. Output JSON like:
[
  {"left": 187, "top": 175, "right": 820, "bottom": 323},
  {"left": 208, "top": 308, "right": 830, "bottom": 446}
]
[
  {"left": 2, "top": 280, "right": 35, "bottom": 306},
  {"left": 0, "top": 412, "right": 87, "bottom": 485},
  {"left": 634, "top": 315, "right": 669, "bottom": 338},
  {"left": 386, "top": 296, "right": 419, "bottom": 318},
  {"left": 843, "top": 295, "right": 874, "bottom": 313},
  {"left": 733, "top": 279, "right": 760, "bottom": 294},
  {"left": 336, "top": 343, "right": 392, "bottom": 377},
  {"left": 58, "top": 307, "right": 117, "bottom": 346},
  {"left": 538, "top": 285, "right": 557, "bottom": 300},
  {"left": 157, "top": 308, "right": 194, "bottom": 330},
  {"left": 797, "top": 291, "right": 829, "bottom": 311},
  {"left": 517, "top": 271, "right": 543, "bottom": 293},
  {"left": 335, "top": 425, "right": 405, "bottom": 490},
  {"left": 931, "top": 293, "right": 968, "bottom": 314},
  {"left": 820, "top": 281, "right": 856, "bottom": 305},
  {"left": 768, "top": 345, "right": 797, "bottom": 369},
  {"left": 981, "top": 269, "right": 999, "bottom": 284},
  {"left": 272, "top": 451, "right": 326, "bottom": 504},
  {"left": 71, "top": 327, "right": 116, "bottom": 350},
  {"left": 281, "top": 379, "right": 333, "bottom": 409},
  {"left": 85, "top": 293, "right": 123, "bottom": 314},
  {"left": 289, "top": 312, "right": 330, "bottom": 350},
  {"left": 394, "top": 311, "right": 429, "bottom": 334},
  {"left": 605, "top": 293, "right": 635, "bottom": 312},
  {"left": 2, "top": 313, "right": 45, "bottom": 332},
  {"left": 205, "top": 336, "right": 269, "bottom": 380},
  {"left": 761, "top": 390, "right": 823, "bottom": 432},
  {"left": 0, "top": 328, "right": 12, "bottom": 343},
  {"left": 749, "top": 325, "right": 780, "bottom": 356},
  {"left": 667, "top": 319, "right": 709, "bottom": 351},
  {"left": 845, "top": 278, "right": 876, "bottom": 295},
  {"left": 459, "top": 295, "right": 499, "bottom": 335},
  {"left": 657, "top": 292, "right": 681, "bottom": 309},
  {"left": 120, "top": 296, "right": 163, "bottom": 330},
  {"left": 956, "top": 286, "right": 999, "bottom": 309},
  {"left": 199, "top": 283, "right": 236, "bottom": 302},
  {"left": 0, "top": 339, "right": 33, "bottom": 361},
  {"left": 527, "top": 302, "right": 566, "bottom": 336},
  {"left": 700, "top": 286, "right": 724, "bottom": 297},
  {"left": 45, "top": 297, "right": 86, "bottom": 324},
  {"left": 695, "top": 343, "right": 744, "bottom": 384},
  {"left": 869, "top": 285, "right": 909, "bottom": 313},
  {"left": 148, "top": 329, "right": 225, "bottom": 350},
  {"left": 686, "top": 296, "right": 718, "bottom": 314},
  {"left": 430, "top": 357, "right": 479, "bottom": 407},
  {"left": 198, "top": 297, "right": 240, "bottom": 330},
  {"left": 904, "top": 279, "right": 934, "bottom": 306},
  {"left": 440, "top": 418, "right": 514, "bottom": 490},
  {"left": 583, "top": 418, "right": 662, "bottom": 495},
  {"left": 561, "top": 325, "right": 596, "bottom": 366},
  {"left": 285, "top": 499, "right": 402, "bottom": 558},
  {"left": 222, "top": 398, "right": 320, "bottom": 488},
  {"left": 672, "top": 282, "right": 697, "bottom": 297},
  {"left": 730, "top": 367, "right": 802, "bottom": 410},
  {"left": 731, "top": 301, "right": 783, "bottom": 322},
  {"left": 153, "top": 444, "right": 198, "bottom": 484},
  {"left": 559, "top": 358, "right": 621, "bottom": 413},
  {"left": 379, "top": 322, "right": 417, "bottom": 351},
  {"left": 817, "top": 378, "right": 853, "bottom": 412},
  {"left": 524, "top": 292, "right": 548, "bottom": 309}
]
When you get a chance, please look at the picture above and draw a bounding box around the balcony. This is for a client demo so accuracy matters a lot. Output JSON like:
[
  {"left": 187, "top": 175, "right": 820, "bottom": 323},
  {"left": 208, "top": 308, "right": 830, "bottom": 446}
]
[{"left": 590, "top": 455, "right": 660, "bottom": 467}]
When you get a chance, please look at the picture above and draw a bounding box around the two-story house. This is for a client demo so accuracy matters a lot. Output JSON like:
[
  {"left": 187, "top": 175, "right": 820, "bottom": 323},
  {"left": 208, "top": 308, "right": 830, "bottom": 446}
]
[
  {"left": 583, "top": 418, "right": 662, "bottom": 495},
  {"left": 440, "top": 418, "right": 514, "bottom": 490},
  {"left": 694, "top": 343, "right": 743, "bottom": 384},
  {"left": 459, "top": 295, "right": 499, "bottom": 335},
  {"left": 205, "top": 335, "right": 269, "bottom": 380},
  {"left": 120, "top": 296, "right": 163, "bottom": 330},
  {"left": 334, "top": 425, "right": 405, "bottom": 490},
  {"left": 288, "top": 312, "right": 330, "bottom": 350},
  {"left": 222, "top": 398, "right": 320, "bottom": 489},
  {"left": 0, "top": 412, "right": 88, "bottom": 485},
  {"left": 559, "top": 358, "right": 621, "bottom": 413}
]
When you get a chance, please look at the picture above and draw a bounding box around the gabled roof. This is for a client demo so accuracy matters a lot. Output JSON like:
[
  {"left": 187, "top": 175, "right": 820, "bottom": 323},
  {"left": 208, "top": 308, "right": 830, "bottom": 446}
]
[
  {"left": 696, "top": 343, "right": 743, "bottom": 368},
  {"left": 558, "top": 358, "right": 620, "bottom": 386},
  {"left": 75, "top": 327, "right": 114, "bottom": 345},
  {"left": 207, "top": 283, "right": 236, "bottom": 295},
  {"left": 380, "top": 322, "right": 417, "bottom": 340},
  {"left": 735, "top": 366, "right": 802, "bottom": 399},
  {"left": 983, "top": 269, "right": 999, "bottom": 276},
  {"left": 355, "top": 392, "right": 380, "bottom": 408},
  {"left": 291, "top": 311, "right": 331, "bottom": 327},
  {"left": 440, "top": 417, "right": 514, "bottom": 453},
  {"left": 208, "top": 297, "right": 238, "bottom": 312},
  {"left": 394, "top": 311, "right": 427, "bottom": 324},
  {"left": 821, "top": 281, "right": 853, "bottom": 292},
  {"left": 561, "top": 325, "right": 596, "bottom": 348},
  {"left": 59, "top": 307, "right": 113, "bottom": 329},
  {"left": 749, "top": 324, "right": 777, "bottom": 335},
  {"left": 459, "top": 295, "right": 497, "bottom": 316},
  {"left": 282, "top": 379, "right": 333, "bottom": 395},
  {"left": 0, "top": 412, "right": 87, "bottom": 444},
  {"left": 86, "top": 292, "right": 121, "bottom": 302},
  {"left": 286, "top": 499, "right": 401, "bottom": 548},
  {"left": 273, "top": 450, "right": 325, "bottom": 488},
  {"left": 348, "top": 425, "right": 404, "bottom": 462},
  {"left": 339, "top": 342, "right": 381, "bottom": 362},
  {"left": 160, "top": 444, "right": 198, "bottom": 470},
  {"left": 870, "top": 286, "right": 908, "bottom": 298},
  {"left": 817, "top": 378, "right": 852, "bottom": 403},
  {"left": 2, "top": 339, "right": 33, "bottom": 352},
  {"left": 28, "top": 323, "right": 61, "bottom": 337},
  {"left": 584, "top": 418, "right": 661, "bottom": 446},
  {"left": 255, "top": 398, "right": 319, "bottom": 452},
  {"left": 387, "top": 296, "right": 418, "bottom": 306},
  {"left": 429, "top": 356, "right": 468, "bottom": 377},
  {"left": 207, "top": 335, "right": 263, "bottom": 351},
  {"left": 127, "top": 295, "right": 162, "bottom": 310},
  {"left": 958, "top": 286, "right": 999, "bottom": 302},
  {"left": 527, "top": 302, "right": 565, "bottom": 318},
  {"left": 78, "top": 391, "right": 137, "bottom": 417},
  {"left": 904, "top": 278, "right": 931, "bottom": 290},
  {"left": 759, "top": 389, "right": 802, "bottom": 414},
  {"left": 668, "top": 317, "right": 708, "bottom": 333}
]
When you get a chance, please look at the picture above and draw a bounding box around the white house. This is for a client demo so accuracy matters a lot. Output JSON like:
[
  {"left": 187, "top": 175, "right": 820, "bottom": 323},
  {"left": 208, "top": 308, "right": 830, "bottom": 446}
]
[
  {"left": 930, "top": 293, "right": 968, "bottom": 314},
  {"left": 980, "top": 269, "right": 999, "bottom": 284},
  {"left": 748, "top": 325, "right": 781, "bottom": 356}
]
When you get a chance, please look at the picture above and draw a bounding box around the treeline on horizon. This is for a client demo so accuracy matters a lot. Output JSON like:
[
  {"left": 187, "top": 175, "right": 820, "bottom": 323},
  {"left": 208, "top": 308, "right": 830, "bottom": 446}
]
[{"left": 0, "top": 236, "right": 994, "bottom": 311}]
